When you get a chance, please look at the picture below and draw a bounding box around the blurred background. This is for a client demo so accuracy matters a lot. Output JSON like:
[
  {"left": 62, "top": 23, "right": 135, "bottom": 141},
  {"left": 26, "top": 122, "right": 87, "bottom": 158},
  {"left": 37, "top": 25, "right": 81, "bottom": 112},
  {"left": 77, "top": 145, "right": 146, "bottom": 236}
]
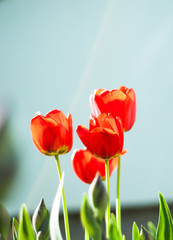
[{"left": 0, "top": 0, "right": 173, "bottom": 238}]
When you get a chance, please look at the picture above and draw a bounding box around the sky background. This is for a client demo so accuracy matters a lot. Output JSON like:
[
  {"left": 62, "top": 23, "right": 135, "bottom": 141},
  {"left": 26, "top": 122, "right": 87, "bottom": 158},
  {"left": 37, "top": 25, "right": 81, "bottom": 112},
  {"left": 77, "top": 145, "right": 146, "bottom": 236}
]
[{"left": 0, "top": 0, "right": 173, "bottom": 215}]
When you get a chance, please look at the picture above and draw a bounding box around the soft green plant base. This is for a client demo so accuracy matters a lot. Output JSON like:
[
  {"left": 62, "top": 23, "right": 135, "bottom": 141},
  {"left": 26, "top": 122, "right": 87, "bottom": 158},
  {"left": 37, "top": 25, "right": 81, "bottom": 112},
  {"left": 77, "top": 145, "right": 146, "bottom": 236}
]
[{"left": 0, "top": 185, "right": 172, "bottom": 240}]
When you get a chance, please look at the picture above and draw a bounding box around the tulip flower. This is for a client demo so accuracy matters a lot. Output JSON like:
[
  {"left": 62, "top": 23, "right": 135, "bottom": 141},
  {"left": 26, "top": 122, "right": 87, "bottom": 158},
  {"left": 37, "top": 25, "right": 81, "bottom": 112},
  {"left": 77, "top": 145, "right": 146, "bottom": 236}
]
[
  {"left": 30, "top": 109, "right": 73, "bottom": 156},
  {"left": 90, "top": 86, "right": 136, "bottom": 132},
  {"left": 76, "top": 113, "right": 124, "bottom": 159},
  {"left": 72, "top": 149, "right": 118, "bottom": 184}
]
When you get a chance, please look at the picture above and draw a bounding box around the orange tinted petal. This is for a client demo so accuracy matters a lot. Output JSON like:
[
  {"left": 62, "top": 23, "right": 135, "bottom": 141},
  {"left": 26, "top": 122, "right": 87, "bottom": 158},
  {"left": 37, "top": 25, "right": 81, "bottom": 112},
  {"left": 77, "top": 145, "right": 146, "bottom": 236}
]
[
  {"left": 101, "top": 89, "right": 126, "bottom": 103},
  {"left": 95, "top": 89, "right": 105, "bottom": 95}
]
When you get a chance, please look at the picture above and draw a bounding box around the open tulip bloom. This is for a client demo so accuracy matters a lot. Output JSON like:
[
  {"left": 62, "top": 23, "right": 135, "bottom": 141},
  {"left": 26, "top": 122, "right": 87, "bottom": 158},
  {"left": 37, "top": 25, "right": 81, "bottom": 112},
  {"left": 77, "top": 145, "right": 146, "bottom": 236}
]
[
  {"left": 3, "top": 86, "right": 173, "bottom": 240},
  {"left": 76, "top": 113, "right": 124, "bottom": 159},
  {"left": 30, "top": 109, "right": 73, "bottom": 156},
  {"left": 90, "top": 86, "right": 136, "bottom": 132}
]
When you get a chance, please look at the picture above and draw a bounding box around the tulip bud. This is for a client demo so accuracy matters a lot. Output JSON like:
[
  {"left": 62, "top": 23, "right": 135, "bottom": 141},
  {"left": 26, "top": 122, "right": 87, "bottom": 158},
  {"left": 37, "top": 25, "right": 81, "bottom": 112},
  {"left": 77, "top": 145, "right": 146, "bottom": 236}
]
[
  {"left": 32, "top": 198, "right": 50, "bottom": 240},
  {"left": 89, "top": 173, "right": 108, "bottom": 222}
]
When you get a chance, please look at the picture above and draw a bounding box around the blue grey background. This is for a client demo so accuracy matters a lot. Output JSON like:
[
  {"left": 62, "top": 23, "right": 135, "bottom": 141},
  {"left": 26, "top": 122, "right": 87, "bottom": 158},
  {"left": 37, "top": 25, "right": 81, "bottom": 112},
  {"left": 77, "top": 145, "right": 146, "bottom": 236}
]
[{"left": 0, "top": 0, "right": 173, "bottom": 215}]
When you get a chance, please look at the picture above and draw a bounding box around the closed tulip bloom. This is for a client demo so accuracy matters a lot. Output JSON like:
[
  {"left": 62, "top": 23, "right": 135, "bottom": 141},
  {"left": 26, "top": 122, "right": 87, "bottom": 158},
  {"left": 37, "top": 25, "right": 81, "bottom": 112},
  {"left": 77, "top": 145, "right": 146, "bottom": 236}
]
[
  {"left": 76, "top": 113, "right": 124, "bottom": 159},
  {"left": 31, "top": 109, "right": 73, "bottom": 156},
  {"left": 72, "top": 149, "right": 118, "bottom": 184},
  {"left": 90, "top": 86, "right": 136, "bottom": 132}
]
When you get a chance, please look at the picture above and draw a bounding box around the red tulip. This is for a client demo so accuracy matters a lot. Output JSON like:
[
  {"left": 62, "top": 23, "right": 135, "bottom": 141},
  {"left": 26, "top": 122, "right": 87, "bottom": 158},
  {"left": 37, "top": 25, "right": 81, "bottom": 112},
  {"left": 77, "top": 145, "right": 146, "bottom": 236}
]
[
  {"left": 76, "top": 113, "right": 124, "bottom": 159},
  {"left": 90, "top": 86, "right": 136, "bottom": 132},
  {"left": 72, "top": 149, "right": 118, "bottom": 184},
  {"left": 30, "top": 109, "right": 73, "bottom": 156}
]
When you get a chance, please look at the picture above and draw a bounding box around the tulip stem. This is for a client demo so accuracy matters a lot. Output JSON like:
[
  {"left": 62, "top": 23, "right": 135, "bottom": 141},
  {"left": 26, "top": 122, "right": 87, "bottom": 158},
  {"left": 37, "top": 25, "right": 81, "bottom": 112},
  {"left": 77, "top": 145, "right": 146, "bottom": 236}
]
[
  {"left": 105, "top": 159, "right": 110, "bottom": 238},
  {"left": 116, "top": 155, "right": 122, "bottom": 235},
  {"left": 55, "top": 155, "right": 71, "bottom": 240}
]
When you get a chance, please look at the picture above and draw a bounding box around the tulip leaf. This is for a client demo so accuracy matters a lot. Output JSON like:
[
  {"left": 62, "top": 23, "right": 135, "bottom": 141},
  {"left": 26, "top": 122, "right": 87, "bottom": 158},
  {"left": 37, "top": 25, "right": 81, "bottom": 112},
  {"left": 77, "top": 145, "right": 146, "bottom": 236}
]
[
  {"left": 49, "top": 172, "right": 64, "bottom": 240},
  {"left": 156, "top": 192, "right": 173, "bottom": 240},
  {"left": 81, "top": 194, "right": 102, "bottom": 240},
  {"left": 147, "top": 221, "right": 156, "bottom": 239},
  {"left": 32, "top": 198, "right": 50, "bottom": 240},
  {"left": 108, "top": 213, "right": 122, "bottom": 240},
  {"left": 140, "top": 225, "right": 155, "bottom": 240},
  {"left": 89, "top": 173, "right": 108, "bottom": 222},
  {"left": 132, "top": 222, "right": 140, "bottom": 240},
  {"left": 0, "top": 203, "right": 10, "bottom": 240},
  {"left": 18, "top": 204, "right": 35, "bottom": 240},
  {"left": 139, "top": 226, "right": 145, "bottom": 240},
  {"left": 12, "top": 218, "right": 19, "bottom": 240}
]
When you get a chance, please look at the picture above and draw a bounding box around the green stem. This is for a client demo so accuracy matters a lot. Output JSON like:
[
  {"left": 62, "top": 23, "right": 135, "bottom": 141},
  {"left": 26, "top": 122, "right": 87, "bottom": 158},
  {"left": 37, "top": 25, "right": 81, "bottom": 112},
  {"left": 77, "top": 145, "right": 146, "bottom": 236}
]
[
  {"left": 85, "top": 229, "right": 89, "bottom": 240},
  {"left": 105, "top": 159, "right": 110, "bottom": 238},
  {"left": 55, "top": 155, "right": 71, "bottom": 240},
  {"left": 116, "top": 155, "right": 122, "bottom": 234}
]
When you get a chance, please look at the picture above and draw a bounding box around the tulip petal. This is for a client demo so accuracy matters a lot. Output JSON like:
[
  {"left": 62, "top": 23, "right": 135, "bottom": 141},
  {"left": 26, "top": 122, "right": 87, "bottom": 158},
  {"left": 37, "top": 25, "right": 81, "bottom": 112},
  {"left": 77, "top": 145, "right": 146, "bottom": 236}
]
[
  {"left": 72, "top": 149, "right": 118, "bottom": 184},
  {"left": 88, "top": 127, "right": 120, "bottom": 159},
  {"left": 76, "top": 125, "right": 90, "bottom": 149}
]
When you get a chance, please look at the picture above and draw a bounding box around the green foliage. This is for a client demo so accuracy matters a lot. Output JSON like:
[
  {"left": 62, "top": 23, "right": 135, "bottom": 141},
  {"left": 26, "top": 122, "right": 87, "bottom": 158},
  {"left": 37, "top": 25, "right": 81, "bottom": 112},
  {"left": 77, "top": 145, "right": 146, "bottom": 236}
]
[
  {"left": 156, "top": 192, "right": 173, "bottom": 240},
  {"left": 18, "top": 204, "right": 35, "bottom": 240},
  {"left": 80, "top": 174, "right": 110, "bottom": 240},
  {"left": 147, "top": 221, "right": 156, "bottom": 239},
  {"left": 0, "top": 203, "right": 10, "bottom": 240},
  {"left": 132, "top": 222, "right": 140, "bottom": 240},
  {"left": 1, "top": 181, "right": 173, "bottom": 240},
  {"left": 132, "top": 193, "right": 173, "bottom": 240},
  {"left": 108, "top": 213, "right": 122, "bottom": 240},
  {"left": 132, "top": 223, "right": 155, "bottom": 240},
  {"left": 12, "top": 218, "right": 19, "bottom": 240},
  {"left": 32, "top": 198, "right": 50, "bottom": 240},
  {"left": 81, "top": 194, "right": 102, "bottom": 240}
]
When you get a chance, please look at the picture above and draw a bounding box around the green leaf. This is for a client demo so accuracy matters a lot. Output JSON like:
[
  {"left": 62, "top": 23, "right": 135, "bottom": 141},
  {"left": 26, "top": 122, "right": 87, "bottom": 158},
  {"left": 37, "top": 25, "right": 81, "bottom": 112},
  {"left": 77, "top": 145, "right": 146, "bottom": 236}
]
[
  {"left": 108, "top": 213, "right": 122, "bottom": 240},
  {"left": 18, "top": 204, "right": 35, "bottom": 240},
  {"left": 12, "top": 218, "right": 19, "bottom": 240},
  {"left": 49, "top": 172, "right": 64, "bottom": 240},
  {"left": 0, "top": 203, "right": 10, "bottom": 240},
  {"left": 139, "top": 226, "right": 146, "bottom": 240},
  {"left": 140, "top": 225, "right": 156, "bottom": 240},
  {"left": 32, "top": 198, "right": 50, "bottom": 240},
  {"left": 147, "top": 221, "right": 156, "bottom": 239},
  {"left": 81, "top": 194, "right": 102, "bottom": 240},
  {"left": 156, "top": 192, "right": 173, "bottom": 240},
  {"left": 89, "top": 173, "right": 108, "bottom": 222},
  {"left": 132, "top": 222, "right": 140, "bottom": 240}
]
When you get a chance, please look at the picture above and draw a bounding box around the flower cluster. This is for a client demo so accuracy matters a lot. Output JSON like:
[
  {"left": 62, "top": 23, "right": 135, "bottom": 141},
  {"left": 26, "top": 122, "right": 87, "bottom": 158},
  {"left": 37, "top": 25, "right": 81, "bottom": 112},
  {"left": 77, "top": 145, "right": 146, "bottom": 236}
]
[{"left": 30, "top": 86, "right": 136, "bottom": 184}]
